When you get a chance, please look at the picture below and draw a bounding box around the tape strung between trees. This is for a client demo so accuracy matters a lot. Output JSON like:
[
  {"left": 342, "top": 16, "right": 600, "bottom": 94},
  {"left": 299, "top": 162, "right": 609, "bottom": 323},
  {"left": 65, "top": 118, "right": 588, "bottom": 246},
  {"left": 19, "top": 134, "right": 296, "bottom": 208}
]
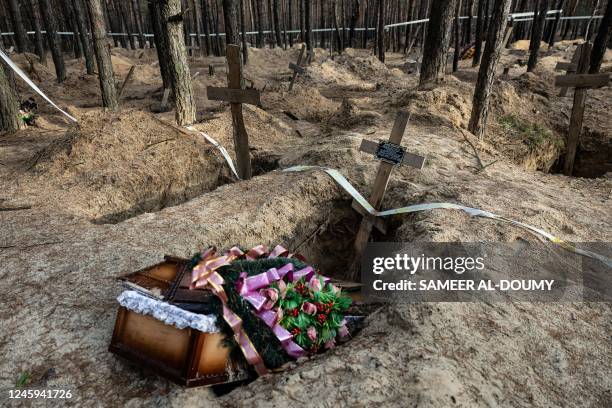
[
  {"left": 0, "top": 49, "right": 77, "bottom": 122},
  {"left": 282, "top": 165, "right": 612, "bottom": 269}
]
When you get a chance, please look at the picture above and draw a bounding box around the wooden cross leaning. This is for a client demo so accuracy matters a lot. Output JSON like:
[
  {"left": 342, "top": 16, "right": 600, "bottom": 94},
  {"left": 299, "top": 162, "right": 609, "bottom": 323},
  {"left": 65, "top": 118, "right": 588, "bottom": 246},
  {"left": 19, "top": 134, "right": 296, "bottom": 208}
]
[
  {"left": 554, "top": 42, "right": 610, "bottom": 176},
  {"left": 555, "top": 45, "right": 582, "bottom": 97},
  {"left": 349, "top": 111, "right": 426, "bottom": 281},
  {"left": 288, "top": 44, "right": 307, "bottom": 91},
  {"left": 206, "top": 44, "right": 262, "bottom": 180}
]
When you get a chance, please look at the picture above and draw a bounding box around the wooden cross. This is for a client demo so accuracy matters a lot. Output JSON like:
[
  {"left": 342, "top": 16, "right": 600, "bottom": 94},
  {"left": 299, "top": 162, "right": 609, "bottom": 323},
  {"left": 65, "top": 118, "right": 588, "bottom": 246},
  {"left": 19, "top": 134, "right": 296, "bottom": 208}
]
[
  {"left": 554, "top": 42, "right": 610, "bottom": 176},
  {"left": 556, "top": 45, "right": 582, "bottom": 97},
  {"left": 288, "top": 44, "right": 306, "bottom": 91},
  {"left": 349, "top": 111, "right": 426, "bottom": 281},
  {"left": 206, "top": 45, "right": 261, "bottom": 180}
]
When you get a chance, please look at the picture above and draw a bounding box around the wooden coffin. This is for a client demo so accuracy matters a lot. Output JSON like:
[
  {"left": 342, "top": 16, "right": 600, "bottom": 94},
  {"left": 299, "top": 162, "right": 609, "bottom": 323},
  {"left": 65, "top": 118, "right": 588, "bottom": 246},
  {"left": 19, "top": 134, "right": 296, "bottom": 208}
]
[{"left": 109, "top": 256, "right": 251, "bottom": 387}]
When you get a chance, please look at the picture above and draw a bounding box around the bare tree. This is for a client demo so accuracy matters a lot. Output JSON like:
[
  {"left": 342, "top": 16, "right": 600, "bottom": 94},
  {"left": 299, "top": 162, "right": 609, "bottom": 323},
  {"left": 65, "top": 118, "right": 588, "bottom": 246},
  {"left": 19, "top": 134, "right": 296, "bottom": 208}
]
[
  {"left": 72, "top": 0, "right": 96, "bottom": 74},
  {"left": 87, "top": 0, "right": 119, "bottom": 110},
  {"left": 160, "top": 0, "right": 197, "bottom": 125},
  {"left": 28, "top": 0, "right": 47, "bottom": 63},
  {"left": 420, "top": 0, "right": 456, "bottom": 85},
  {"left": 39, "top": 0, "right": 66, "bottom": 82},
  {"left": 527, "top": 0, "right": 550, "bottom": 72},
  {"left": 376, "top": 0, "right": 385, "bottom": 61},
  {"left": 0, "top": 57, "right": 20, "bottom": 132},
  {"left": 468, "top": 0, "right": 512, "bottom": 138},
  {"left": 7, "top": 0, "right": 28, "bottom": 53},
  {"left": 589, "top": 0, "right": 612, "bottom": 74}
]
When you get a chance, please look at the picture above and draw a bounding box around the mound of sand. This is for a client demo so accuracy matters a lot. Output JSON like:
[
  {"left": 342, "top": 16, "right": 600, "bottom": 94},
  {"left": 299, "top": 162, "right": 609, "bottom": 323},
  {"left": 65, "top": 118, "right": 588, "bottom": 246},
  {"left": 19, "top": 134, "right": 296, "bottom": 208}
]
[
  {"left": 264, "top": 87, "right": 340, "bottom": 121},
  {"left": 24, "top": 110, "right": 231, "bottom": 222}
]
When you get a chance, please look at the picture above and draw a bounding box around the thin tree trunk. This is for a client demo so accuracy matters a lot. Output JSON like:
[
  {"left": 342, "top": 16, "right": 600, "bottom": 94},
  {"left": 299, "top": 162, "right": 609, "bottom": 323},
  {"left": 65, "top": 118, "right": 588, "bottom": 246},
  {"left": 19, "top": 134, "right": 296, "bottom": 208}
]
[
  {"left": 160, "top": 0, "right": 197, "bottom": 125},
  {"left": 0, "top": 55, "right": 20, "bottom": 132},
  {"left": 376, "top": 0, "right": 385, "bottom": 61},
  {"left": 473, "top": 0, "right": 485, "bottom": 66},
  {"left": 240, "top": 0, "right": 248, "bottom": 63},
  {"left": 465, "top": 0, "right": 474, "bottom": 45},
  {"left": 403, "top": 0, "right": 414, "bottom": 53},
  {"left": 222, "top": 0, "right": 240, "bottom": 45},
  {"left": 86, "top": 0, "right": 119, "bottom": 110},
  {"left": 468, "top": 0, "right": 512, "bottom": 138},
  {"left": 299, "top": 0, "right": 305, "bottom": 42},
  {"left": 72, "top": 0, "right": 95, "bottom": 74},
  {"left": 548, "top": 0, "right": 565, "bottom": 47},
  {"left": 202, "top": 0, "right": 212, "bottom": 55},
  {"left": 148, "top": 0, "right": 171, "bottom": 89},
  {"left": 589, "top": 0, "right": 612, "bottom": 74},
  {"left": 192, "top": 0, "right": 204, "bottom": 55},
  {"left": 114, "top": 0, "right": 136, "bottom": 50},
  {"left": 288, "top": 0, "right": 294, "bottom": 47},
  {"left": 527, "top": 0, "right": 550, "bottom": 72},
  {"left": 333, "top": 0, "right": 343, "bottom": 51},
  {"left": 273, "top": 0, "right": 282, "bottom": 46},
  {"left": 584, "top": 0, "right": 601, "bottom": 42},
  {"left": 39, "top": 0, "right": 66, "bottom": 83},
  {"left": 305, "top": 0, "right": 312, "bottom": 50},
  {"left": 420, "top": 0, "right": 456, "bottom": 85},
  {"left": 29, "top": 0, "right": 47, "bottom": 63},
  {"left": 7, "top": 0, "right": 28, "bottom": 53},
  {"left": 131, "top": 0, "right": 146, "bottom": 48},
  {"left": 453, "top": 0, "right": 462, "bottom": 72},
  {"left": 256, "top": 0, "right": 264, "bottom": 47}
]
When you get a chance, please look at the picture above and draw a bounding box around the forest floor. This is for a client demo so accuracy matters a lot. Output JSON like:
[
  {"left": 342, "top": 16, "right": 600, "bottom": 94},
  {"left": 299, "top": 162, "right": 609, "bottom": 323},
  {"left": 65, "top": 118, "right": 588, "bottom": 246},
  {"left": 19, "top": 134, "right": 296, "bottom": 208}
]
[{"left": 0, "top": 41, "right": 611, "bottom": 407}]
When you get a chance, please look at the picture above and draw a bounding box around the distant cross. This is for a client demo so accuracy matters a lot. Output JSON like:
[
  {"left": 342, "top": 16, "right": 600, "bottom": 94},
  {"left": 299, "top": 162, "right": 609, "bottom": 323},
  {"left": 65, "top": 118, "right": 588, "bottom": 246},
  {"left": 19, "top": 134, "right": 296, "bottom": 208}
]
[
  {"left": 554, "top": 42, "right": 610, "bottom": 176},
  {"left": 556, "top": 45, "right": 582, "bottom": 97},
  {"left": 207, "top": 45, "right": 261, "bottom": 180},
  {"left": 350, "top": 111, "right": 426, "bottom": 281},
  {"left": 288, "top": 44, "right": 307, "bottom": 91}
]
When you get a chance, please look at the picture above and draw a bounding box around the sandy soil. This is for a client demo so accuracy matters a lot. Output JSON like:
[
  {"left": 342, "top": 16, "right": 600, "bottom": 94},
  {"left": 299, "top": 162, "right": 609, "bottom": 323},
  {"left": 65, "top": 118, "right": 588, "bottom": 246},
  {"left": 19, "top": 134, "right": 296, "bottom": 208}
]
[{"left": 0, "top": 40, "right": 610, "bottom": 407}]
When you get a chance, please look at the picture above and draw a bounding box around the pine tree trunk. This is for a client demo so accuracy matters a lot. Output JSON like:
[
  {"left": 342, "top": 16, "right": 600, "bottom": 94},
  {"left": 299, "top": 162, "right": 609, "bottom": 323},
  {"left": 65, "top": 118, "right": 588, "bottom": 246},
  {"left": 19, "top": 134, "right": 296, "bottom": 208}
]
[
  {"left": 273, "top": 0, "right": 282, "bottom": 47},
  {"left": 453, "top": 0, "right": 462, "bottom": 72},
  {"left": 589, "top": 0, "right": 612, "bottom": 74},
  {"left": 473, "top": 0, "right": 485, "bottom": 66},
  {"left": 348, "top": 0, "right": 359, "bottom": 48},
  {"left": 7, "top": 0, "right": 28, "bottom": 53},
  {"left": 0, "top": 57, "right": 20, "bottom": 133},
  {"left": 192, "top": 0, "right": 204, "bottom": 55},
  {"left": 148, "top": 0, "right": 171, "bottom": 89},
  {"left": 202, "top": 0, "right": 213, "bottom": 55},
  {"left": 376, "top": 0, "right": 385, "bottom": 61},
  {"left": 114, "top": 0, "right": 136, "bottom": 50},
  {"left": 333, "top": 0, "right": 343, "bottom": 51},
  {"left": 223, "top": 0, "right": 240, "bottom": 45},
  {"left": 86, "top": 0, "right": 119, "bottom": 110},
  {"left": 299, "top": 0, "right": 305, "bottom": 42},
  {"left": 39, "top": 0, "right": 66, "bottom": 82},
  {"left": 29, "top": 0, "right": 47, "bottom": 63},
  {"left": 63, "top": 0, "right": 83, "bottom": 59},
  {"left": 240, "top": 0, "right": 248, "bottom": 63},
  {"left": 160, "top": 0, "right": 197, "bottom": 125},
  {"left": 403, "top": 0, "right": 414, "bottom": 53},
  {"left": 465, "top": 0, "right": 474, "bottom": 45},
  {"left": 288, "top": 0, "right": 294, "bottom": 47},
  {"left": 131, "top": 0, "right": 146, "bottom": 48},
  {"left": 548, "top": 0, "right": 564, "bottom": 47},
  {"left": 419, "top": 0, "right": 455, "bottom": 85},
  {"left": 527, "top": 0, "right": 549, "bottom": 72},
  {"left": 305, "top": 0, "right": 312, "bottom": 50},
  {"left": 72, "top": 0, "right": 96, "bottom": 74},
  {"left": 256, "top": 0, "right": 264, "bottom": 47},
  {"left": 468, "top": 0, "right": 512, "bottom": 138}
]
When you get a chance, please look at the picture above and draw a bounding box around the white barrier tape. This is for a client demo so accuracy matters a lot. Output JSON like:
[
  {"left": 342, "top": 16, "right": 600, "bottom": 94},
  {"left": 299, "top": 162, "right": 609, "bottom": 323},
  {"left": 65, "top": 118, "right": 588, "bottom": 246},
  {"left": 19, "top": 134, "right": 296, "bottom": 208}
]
[
  {"left": 185, "top": 126, "right": 240, "bottom": 180},
  {"left": 0, "top": 48, "right": 77, "bottom": 123},
  {"left": 283, "top": 165, "right": 612, "bottom": 268}
]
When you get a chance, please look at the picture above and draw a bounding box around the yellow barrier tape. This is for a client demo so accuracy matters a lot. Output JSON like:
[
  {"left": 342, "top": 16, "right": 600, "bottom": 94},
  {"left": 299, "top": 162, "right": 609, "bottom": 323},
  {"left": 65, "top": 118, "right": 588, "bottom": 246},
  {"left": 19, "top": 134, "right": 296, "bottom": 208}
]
[{"left": 283, "top": 165, "right": 612, "bottom": 268}]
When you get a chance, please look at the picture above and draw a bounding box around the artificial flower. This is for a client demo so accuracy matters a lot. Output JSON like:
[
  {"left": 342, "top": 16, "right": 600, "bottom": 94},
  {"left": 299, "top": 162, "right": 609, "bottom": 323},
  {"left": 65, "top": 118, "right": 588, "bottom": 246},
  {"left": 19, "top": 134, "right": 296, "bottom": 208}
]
[
  {"left": 307, "top": 326, "right": 317, "bottom": 342},
  {"left": 301, "top": 301, "right": 317, "bottom": 315}
]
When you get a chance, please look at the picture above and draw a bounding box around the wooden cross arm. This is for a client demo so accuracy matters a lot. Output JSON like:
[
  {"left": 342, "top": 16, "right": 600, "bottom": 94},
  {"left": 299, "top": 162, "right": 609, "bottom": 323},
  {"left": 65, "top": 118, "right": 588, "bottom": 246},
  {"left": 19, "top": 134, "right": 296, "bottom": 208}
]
[
  {"left": 359, "top": 139, "right": 426, "bottom": 169},
  {"left": 554, "top": 73, "right": 610, "bottom": 89},
  {"left": 555, "top": 62, "right": 577, "bottom": 72},
  {"left": 351, "top": 200, "right": 387, "bottom": 234},
  {"left": 289, "top": 62, "right": 306, "bottom": 74},
  {"left": 206, "top": 86, "right": 262, "bottom": 106}
]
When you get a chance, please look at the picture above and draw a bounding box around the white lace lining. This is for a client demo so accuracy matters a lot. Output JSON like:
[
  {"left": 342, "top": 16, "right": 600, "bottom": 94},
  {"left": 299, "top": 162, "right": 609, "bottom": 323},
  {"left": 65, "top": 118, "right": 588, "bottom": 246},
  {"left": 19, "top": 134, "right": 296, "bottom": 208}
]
[{"left": 117, "top": 290, "right": 219, "bottom": 333}]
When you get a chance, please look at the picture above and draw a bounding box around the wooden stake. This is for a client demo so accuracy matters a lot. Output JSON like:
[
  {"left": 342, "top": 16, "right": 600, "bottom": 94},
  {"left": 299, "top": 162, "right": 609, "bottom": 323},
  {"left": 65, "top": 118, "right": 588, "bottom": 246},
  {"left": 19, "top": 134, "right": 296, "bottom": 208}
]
[
  {"left": 118, "top": 65, "right": 136, "bottom": 98},
  {"left": 557, "top": 45, "right": 581, "bottom": 97}
]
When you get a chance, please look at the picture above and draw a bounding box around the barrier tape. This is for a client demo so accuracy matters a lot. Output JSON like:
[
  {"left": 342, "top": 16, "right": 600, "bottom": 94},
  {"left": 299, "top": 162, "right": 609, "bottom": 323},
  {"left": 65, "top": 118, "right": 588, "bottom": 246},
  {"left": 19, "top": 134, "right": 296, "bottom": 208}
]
[
  {"left": 283, "top": 165, "right": 612, "bottom": 268},
  {"left": 8, "top": 11, "right": 607, "bottom": 38},
  {"left": 185, "top": 126, "right": 240, "bottom": 180},
  {"left": 0, "top": 48, "right": 77, "bottom": 123}
]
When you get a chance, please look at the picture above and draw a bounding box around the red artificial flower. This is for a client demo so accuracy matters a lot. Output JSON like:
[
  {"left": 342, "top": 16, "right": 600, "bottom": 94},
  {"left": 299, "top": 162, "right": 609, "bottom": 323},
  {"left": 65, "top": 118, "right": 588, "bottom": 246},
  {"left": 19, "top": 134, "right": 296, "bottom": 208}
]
[
  {"left": 316, "top": 314, "right": 327, "bottom": 324},
  {"left": 291, "top": 327, "right": 301, "bottom": 336}
]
